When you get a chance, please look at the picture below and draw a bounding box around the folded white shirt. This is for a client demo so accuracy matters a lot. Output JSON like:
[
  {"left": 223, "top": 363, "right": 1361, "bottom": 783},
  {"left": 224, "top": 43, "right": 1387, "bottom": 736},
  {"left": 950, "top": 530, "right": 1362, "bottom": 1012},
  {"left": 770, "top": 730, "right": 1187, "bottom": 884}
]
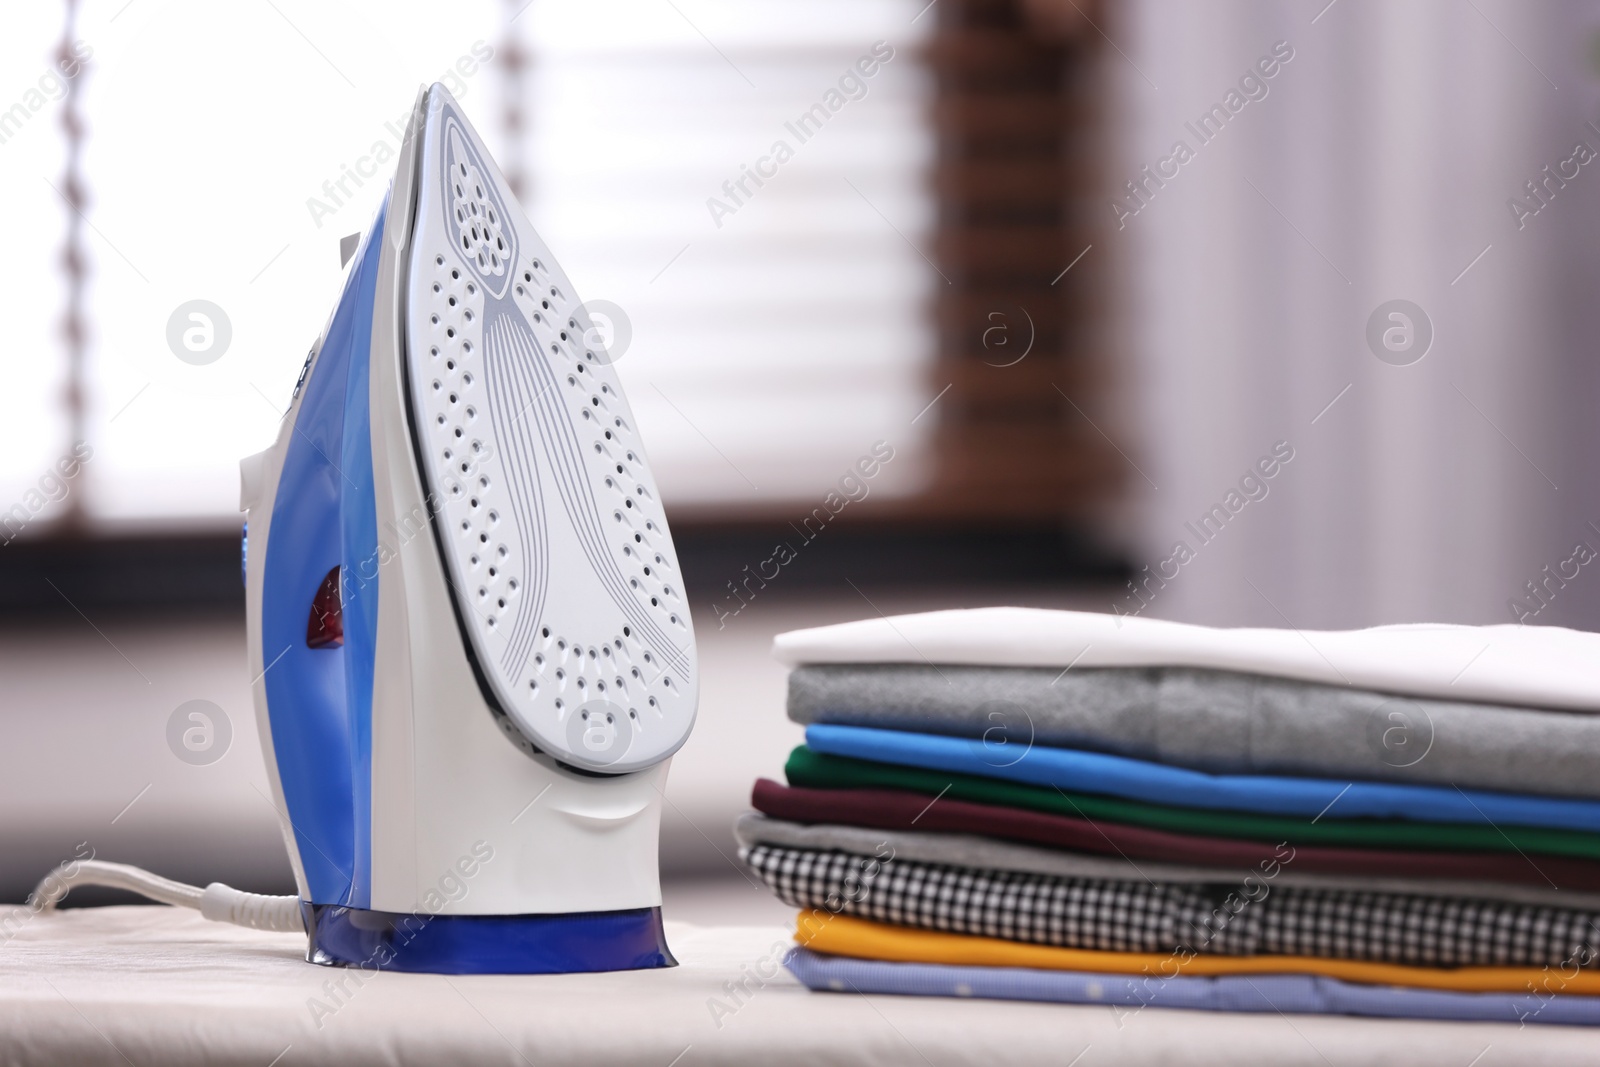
[{"left": 771, "top": 607, "right": 1600, "bottom": 713}]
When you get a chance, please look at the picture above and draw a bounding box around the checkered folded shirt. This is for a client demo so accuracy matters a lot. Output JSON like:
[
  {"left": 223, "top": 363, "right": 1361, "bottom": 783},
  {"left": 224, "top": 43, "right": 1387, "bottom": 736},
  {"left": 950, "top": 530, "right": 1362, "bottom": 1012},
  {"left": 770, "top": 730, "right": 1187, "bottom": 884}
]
[{"left": 741, "top": 844, "right": 1600, "bottom": 969}]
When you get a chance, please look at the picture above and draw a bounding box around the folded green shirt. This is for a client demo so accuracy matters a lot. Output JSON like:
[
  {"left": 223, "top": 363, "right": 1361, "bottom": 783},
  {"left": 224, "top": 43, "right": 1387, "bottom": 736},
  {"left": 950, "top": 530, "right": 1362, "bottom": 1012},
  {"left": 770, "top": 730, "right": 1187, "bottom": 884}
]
[{"left": 784, "top": 746, "right": 1600, "bottom": 861}]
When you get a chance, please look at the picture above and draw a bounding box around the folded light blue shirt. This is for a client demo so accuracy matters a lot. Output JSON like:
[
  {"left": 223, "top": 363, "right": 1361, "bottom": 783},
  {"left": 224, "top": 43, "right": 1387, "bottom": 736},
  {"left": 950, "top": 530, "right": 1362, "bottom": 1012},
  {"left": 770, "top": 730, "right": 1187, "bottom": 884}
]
[
  {"left": 803, "top": 723, "right": 1600, "bottom": 833},
  {"left": 784, "top": 948, "right": 1599, "bottom": 1026}
]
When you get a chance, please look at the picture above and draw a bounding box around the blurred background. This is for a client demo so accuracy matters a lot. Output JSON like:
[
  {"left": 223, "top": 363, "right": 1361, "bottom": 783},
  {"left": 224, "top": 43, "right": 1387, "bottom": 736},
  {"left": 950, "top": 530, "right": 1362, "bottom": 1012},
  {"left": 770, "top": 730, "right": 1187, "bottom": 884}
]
[{"left": 3, "top": 0, "right": 1598, "bottom": 917}]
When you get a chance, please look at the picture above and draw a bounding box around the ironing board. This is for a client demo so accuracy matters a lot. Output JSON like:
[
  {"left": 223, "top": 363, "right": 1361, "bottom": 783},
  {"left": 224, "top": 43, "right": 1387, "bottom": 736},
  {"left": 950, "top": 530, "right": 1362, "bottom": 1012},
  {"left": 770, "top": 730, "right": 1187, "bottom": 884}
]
[{"left": 1, "top": 906, "right": 1596, "bottom": 1066}]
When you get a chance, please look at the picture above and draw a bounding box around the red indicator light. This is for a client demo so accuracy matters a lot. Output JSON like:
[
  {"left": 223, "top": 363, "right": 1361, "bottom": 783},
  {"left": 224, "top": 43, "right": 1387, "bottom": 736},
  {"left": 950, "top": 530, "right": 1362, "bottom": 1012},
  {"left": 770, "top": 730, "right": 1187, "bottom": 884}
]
[{"left": 306, "top": 566, "right": 344, "bottom": 649}]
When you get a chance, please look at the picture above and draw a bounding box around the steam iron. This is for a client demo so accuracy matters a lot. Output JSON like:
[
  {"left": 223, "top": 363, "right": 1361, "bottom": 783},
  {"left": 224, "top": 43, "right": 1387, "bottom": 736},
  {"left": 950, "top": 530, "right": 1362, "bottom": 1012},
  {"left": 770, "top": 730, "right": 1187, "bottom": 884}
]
[{"left": 237, "top": 84, "right": 697, "bottom": 973}]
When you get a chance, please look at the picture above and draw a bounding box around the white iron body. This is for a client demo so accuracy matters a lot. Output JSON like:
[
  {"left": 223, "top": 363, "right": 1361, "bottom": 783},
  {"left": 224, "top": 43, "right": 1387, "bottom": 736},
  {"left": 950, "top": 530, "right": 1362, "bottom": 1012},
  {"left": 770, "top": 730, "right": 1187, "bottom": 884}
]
[{"left": 238, "top": 85, "right": 695, "bottom": 966}]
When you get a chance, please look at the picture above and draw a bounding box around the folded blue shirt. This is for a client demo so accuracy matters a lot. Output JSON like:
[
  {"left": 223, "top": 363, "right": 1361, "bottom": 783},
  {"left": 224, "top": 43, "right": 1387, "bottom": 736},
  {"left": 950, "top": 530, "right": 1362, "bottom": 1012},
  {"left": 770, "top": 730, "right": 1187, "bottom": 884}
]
[
  {"left": 784, "top": 948, "right": 1600, "bottom": 1026},
  {"left": 803, "top": 723, "right": 1600, "bottom": 833}
]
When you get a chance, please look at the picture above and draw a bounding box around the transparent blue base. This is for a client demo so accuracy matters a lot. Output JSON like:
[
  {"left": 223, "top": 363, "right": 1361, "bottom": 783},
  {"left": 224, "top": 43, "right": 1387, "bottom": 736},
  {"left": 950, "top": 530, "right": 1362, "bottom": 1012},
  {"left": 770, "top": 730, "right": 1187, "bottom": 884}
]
[{"left": 301, "top": 902, "right": 676, "bottom": 974}]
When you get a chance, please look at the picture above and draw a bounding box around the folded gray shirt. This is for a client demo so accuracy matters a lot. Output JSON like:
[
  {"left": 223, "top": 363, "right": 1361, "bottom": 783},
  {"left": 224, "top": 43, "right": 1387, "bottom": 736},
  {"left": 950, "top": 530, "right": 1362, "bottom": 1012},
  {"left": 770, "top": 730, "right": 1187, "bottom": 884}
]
[{"left": 786, "top": 664, "right": 1600, "bottom": 799}]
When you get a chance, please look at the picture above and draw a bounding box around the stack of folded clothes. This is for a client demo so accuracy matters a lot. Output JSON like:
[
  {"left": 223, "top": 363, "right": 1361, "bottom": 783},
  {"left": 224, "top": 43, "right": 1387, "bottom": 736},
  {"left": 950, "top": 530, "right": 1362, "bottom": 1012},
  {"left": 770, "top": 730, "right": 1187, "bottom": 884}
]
[{"left": 737, "top": 608, "right": 1600, "bottom": 1025}]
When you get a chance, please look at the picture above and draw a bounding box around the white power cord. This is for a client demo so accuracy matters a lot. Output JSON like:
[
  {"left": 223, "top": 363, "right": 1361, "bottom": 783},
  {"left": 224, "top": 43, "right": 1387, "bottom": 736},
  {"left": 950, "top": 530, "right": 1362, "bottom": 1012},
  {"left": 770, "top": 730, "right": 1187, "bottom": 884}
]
[{"left": 30, "top": 859, "right": 304, "bottom": 934}]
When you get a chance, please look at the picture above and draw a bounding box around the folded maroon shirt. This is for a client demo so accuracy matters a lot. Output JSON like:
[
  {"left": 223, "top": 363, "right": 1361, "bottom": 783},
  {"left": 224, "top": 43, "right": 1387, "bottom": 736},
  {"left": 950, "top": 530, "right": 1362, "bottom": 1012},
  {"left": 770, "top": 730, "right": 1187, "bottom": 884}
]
[{"left": 750, "top": 778, "right": 1600, "bottom": 891}]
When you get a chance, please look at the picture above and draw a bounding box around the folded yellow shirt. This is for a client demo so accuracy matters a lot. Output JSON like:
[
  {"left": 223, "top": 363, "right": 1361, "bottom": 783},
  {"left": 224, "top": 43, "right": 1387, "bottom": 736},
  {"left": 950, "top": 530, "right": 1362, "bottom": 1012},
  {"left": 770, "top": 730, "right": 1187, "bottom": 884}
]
[{"left": 794, "top": 911, "right": 1600, "bottom": 997}]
